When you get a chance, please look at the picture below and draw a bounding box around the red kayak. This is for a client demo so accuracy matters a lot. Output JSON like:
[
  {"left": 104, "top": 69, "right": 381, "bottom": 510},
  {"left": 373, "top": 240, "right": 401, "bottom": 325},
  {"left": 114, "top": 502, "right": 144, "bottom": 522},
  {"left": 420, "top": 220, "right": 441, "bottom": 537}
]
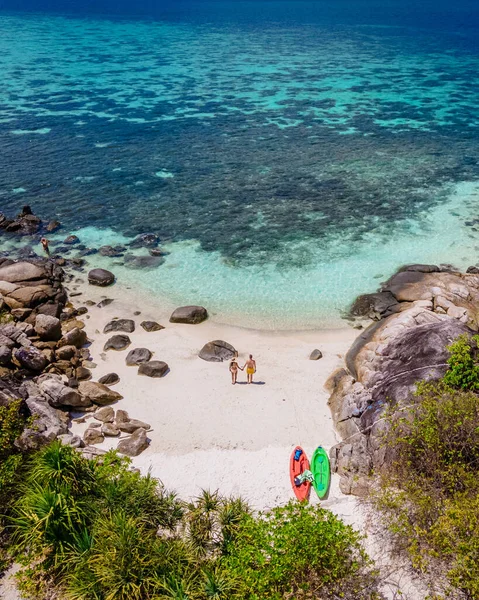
[{"left": 289, "top": 445, "right": 311, "bottom": 502}]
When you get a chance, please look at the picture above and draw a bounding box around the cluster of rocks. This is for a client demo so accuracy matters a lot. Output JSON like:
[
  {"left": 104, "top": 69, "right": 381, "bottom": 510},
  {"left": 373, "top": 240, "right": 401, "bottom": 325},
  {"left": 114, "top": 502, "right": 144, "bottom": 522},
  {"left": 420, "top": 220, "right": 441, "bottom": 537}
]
[
  {"left": 102, "top": 318, "right": 169, "bottom": 378},
  {"left": 77, "top": 408, "right": 150, "bottom": 457},
  {"left": 0, "top": 205, "right": 60, "bottom": 236},
  {"left": 0, "top": 257, "right": 151, "bottom": 458},
  {"left": 329, "top": 264, "right": 479, "bottom": 496}
]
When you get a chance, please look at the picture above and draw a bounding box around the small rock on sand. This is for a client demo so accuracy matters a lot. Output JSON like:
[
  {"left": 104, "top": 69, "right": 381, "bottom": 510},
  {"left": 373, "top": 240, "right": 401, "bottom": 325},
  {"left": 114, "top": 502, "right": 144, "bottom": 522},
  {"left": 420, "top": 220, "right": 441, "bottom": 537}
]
[
  {"left": 117, "top": 428, "right": 149, "bottom": 456},
  {"left": 99, "top": 372, "right": 120, "bottom": 385},
  {"left": 104, "top": 335, "right": 131, "bottom": 351},
  {"left": 103, "top": 319, "right": 135, "bottom": 334},
  {"left": 309, "top": 349, "right": 323, "bottom": 360},
  {"left": 126, "top": 347, "right": 152, "bottom": 366},
  {"left": 140, "top": 321, "right": 164, "bottom": 332},
  {"left": 138, "top": 360, "right": 169, "bottom": 378}
]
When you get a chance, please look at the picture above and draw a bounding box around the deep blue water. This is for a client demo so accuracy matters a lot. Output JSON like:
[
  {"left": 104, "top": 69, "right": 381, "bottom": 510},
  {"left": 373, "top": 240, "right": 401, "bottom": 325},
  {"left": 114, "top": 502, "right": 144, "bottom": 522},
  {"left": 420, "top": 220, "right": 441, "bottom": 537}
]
[{"left": 0, "top": 1, "right": 478, "bottom": 327}]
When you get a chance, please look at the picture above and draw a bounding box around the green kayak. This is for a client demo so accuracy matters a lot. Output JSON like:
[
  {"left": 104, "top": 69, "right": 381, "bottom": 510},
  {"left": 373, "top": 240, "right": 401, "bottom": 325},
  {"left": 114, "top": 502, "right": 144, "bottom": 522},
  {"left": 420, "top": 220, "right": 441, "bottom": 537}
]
[{"left": 311, "top": 446, "right": 330, "bottom": 499}]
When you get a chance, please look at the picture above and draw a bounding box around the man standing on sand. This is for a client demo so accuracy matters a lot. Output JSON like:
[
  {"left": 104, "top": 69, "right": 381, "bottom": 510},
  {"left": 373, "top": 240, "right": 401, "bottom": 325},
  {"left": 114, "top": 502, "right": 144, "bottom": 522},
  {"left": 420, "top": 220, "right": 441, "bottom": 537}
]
[{"left": 243, "top": 354, "right": 256, "bottom": 384}]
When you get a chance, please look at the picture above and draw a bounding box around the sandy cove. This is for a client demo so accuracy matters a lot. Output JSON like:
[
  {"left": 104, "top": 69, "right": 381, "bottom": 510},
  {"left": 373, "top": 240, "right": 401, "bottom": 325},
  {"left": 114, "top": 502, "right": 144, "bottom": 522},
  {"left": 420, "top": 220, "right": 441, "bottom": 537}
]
[
  {"left": 68, "top": 282, "right": 432, "bottom": 598},
  {"left": 68, "top": 278, "right": 361, "bottom": 514}
]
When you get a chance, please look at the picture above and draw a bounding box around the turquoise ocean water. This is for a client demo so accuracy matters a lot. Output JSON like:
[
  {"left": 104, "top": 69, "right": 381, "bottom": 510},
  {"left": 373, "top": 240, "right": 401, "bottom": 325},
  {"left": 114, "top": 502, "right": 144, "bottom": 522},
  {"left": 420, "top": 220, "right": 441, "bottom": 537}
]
[{"left": 0, "top": 1, "right": 478, "bottom": 329}]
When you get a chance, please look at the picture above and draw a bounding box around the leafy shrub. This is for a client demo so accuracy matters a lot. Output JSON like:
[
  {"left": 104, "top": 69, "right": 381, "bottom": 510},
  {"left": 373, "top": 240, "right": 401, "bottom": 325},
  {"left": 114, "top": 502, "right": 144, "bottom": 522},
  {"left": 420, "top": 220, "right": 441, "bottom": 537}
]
[
  {"left": 221, "top": 501, "right": 380, "bottom": 600},
  {"left": 374, "top": 380, "right": 479, "bottom": 596},
  {"left": 0, "top": 400, "right": 30, "bottom": 577},
  {"left": 443, "top": 333, "right": 479, "bottom": 391}
]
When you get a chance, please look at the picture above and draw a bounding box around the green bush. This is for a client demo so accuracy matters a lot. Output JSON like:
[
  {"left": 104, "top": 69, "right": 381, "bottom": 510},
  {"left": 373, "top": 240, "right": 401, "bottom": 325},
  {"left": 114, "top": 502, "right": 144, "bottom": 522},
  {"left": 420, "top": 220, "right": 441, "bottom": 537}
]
[
  {"left": 374, "top": 380, "right": 479, "bottom": 596},
  {"left": 221, "top": 501, "right": 380, "bottom": 600},
  {"left": 443, "top": 333, "right": 479, "bottom": 391},
  {"left": 0, "top": 400, "right": 30, "bottom": 577}
]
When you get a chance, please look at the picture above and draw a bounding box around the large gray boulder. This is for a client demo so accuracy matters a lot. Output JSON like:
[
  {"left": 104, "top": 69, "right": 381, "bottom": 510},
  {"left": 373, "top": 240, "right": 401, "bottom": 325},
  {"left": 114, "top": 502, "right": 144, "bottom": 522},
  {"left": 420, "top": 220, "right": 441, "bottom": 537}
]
[
  {"left": 78, "top": 381, "right": 123, "bottom": 405},
  {"left": 104, "top": 335, "right": 131, "bottom": 351},
  {"left": 39, "top": 378, "right": 90, "bottom": 408},
  {"left": 16, "top": 383, "right": 69, "bottom": 450},
  {"left": 199, "top": 340, "right": 236, "bottom": 362},
  {"left": 103, "top": 319, "right": 135, "bottom": 334},
  {"left": 0, "top": 261, "right": 45, "bottom": 283},
  {"left": 34, "top": 314, "right": 62, "bottom": 341},
  {"left": 117, "top": 428, "right": 149, "bottom": 456},
  {"left": 138, "top": 361, "right": 168, "bottom": 378},
  {"left": 329, "top": 306, "right": 472, "bottom": 496},
  {"left": 350, "top": 291, "right": 399, "bottom": 321},
  {"left": 126, "top": 348, "right": 152, "bottom": 366},
  {"left": 88, "top": 268, "right": 115, "bottom": 287},
  {"left": 170, "top": 306, "right": 208, "bottom": 324},
  {"left": 5, "top": 285, "right": 52, "bottom": 309}
]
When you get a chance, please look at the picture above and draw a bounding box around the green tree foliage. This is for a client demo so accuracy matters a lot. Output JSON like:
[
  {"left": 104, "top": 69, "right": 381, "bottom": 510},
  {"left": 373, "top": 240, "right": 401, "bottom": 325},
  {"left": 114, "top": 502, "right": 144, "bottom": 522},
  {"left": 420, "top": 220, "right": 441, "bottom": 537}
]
[
  {"left": 221, "top": 501, "right": 380, "bottom": 600},
  {"left": 0, "top": 399, "right": 28, "bottom": 497},
  {"left": 374, "top": 379, "right": 479, "bottom": 597},
  {"left": 443, "top": 333, "right": 479, "bottom": 390},
  {"left": 7, "top": 442, "right": 381, "bottom": 600},
  {"left": 0, "top": 399, "right": 29, "bottom": 574}
]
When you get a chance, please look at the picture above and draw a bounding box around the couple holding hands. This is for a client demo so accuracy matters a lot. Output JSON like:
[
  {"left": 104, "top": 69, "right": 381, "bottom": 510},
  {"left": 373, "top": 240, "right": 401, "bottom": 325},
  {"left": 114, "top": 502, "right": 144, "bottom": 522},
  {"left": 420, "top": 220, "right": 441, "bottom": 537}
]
[{"left": 229, "top": 354, "right": 256, "bottom": 385}]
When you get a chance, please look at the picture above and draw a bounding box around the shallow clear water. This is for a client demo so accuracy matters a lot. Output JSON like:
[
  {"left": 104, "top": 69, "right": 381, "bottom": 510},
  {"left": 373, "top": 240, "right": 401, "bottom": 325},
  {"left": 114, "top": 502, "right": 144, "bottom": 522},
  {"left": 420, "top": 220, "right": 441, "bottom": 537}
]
[{"left": 0, "top": 1, "right": 478, "bottom": 328}]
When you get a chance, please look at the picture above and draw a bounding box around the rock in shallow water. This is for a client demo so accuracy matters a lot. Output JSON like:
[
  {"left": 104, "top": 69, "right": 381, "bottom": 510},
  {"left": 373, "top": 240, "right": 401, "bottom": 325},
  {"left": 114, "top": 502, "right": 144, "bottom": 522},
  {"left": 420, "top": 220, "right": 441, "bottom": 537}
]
[
  {"left": 88, "top": 268, "right": 115, "bottom": 287},
  {"left": 123, "top": 254, "right": 164, "bottom": 269},
  {"left": 199, "top": 340, "right": 236, "bottom": 362},
  {"left": 170, "top": 305, "right": 208, "bottom": 324}
]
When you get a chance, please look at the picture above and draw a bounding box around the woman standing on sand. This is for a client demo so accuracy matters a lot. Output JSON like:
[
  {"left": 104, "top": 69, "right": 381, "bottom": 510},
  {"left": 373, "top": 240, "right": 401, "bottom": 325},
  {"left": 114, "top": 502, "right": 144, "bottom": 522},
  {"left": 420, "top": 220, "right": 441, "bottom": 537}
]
[
  {"left": 243, "top": 354, "right": 256, "bottom": 384},
  {"left": 229, "top": 357, "right": 243, "bottom": 384}
]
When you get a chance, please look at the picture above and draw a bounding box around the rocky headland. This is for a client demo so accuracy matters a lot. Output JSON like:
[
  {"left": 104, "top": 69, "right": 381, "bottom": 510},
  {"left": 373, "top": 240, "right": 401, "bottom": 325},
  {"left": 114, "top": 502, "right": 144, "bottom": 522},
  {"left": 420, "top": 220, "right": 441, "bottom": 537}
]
[{"left": 329, "top": 263, "right": 479, "bottom": 495}]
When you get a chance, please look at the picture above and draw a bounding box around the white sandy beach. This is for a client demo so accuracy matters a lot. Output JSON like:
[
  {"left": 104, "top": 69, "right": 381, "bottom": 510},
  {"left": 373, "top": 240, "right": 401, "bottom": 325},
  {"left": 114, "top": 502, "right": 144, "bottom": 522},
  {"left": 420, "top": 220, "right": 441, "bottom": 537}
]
[{"left": 68, "top": 278, "right": 358, "bottom": 511}]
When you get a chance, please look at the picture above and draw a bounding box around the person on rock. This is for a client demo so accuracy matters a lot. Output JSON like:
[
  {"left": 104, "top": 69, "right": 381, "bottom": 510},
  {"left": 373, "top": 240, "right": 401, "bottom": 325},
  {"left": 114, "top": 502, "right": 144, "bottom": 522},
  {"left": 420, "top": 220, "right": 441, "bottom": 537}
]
[
  {"left": 229, "top": 356, "right": 243, "bottom": 385},
  {"left": 243, "top": 354, "right": 256, "bottom": 384}
]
